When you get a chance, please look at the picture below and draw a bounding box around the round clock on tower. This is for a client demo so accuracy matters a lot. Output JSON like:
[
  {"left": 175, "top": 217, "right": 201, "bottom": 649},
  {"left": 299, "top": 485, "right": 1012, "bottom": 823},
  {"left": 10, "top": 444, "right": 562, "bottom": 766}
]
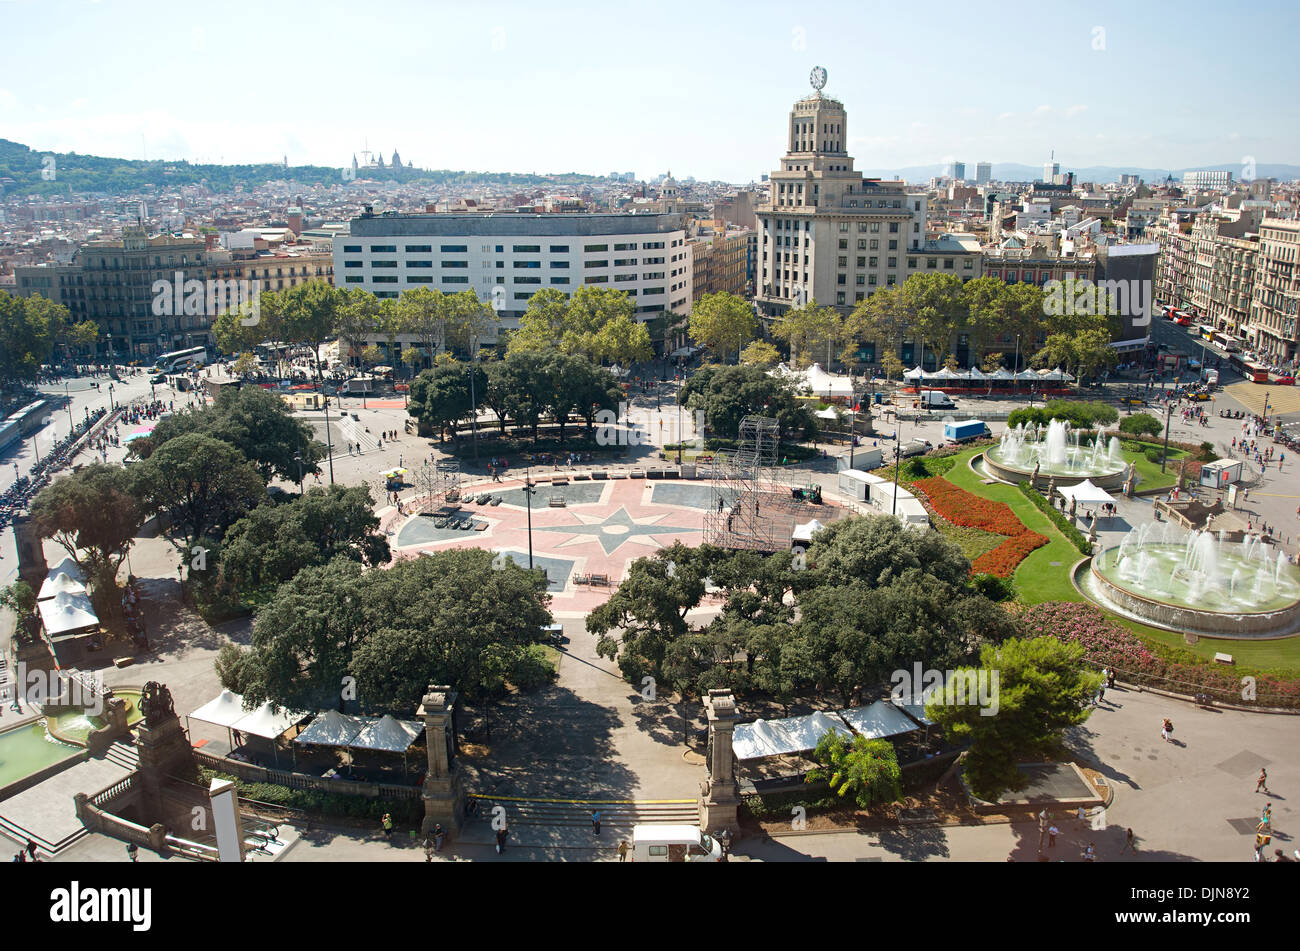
[{"left": 809, "top": 66, "right": 827, "bottom": 92}]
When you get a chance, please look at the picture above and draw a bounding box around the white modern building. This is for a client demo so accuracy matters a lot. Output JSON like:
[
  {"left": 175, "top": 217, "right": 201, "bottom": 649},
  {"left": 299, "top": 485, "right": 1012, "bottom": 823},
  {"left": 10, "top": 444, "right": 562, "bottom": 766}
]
[
  {"left": 975, "top": 161, "right": 992, "bottom": 184},
  {"left": 1182, "top": 169, "right": 1232, "bottom": 191},
  {"left": 335, "top": 210, "right": 693, "bottom": 346}
]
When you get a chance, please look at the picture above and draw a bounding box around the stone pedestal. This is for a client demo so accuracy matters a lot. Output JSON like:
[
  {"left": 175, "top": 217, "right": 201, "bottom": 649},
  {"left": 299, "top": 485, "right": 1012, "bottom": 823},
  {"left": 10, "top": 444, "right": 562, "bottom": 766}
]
[
  {"left": 134, "top": 683, "right": 193, "bottom": 824},
  {"left": 417, "top": 684, "right": 463, "bottom": 837},
  {"left": 12, "top": 515, "right": 48, "bottom": 592},
  {"left": 699, "top": 688, "right": 741, "bottom": 835}
]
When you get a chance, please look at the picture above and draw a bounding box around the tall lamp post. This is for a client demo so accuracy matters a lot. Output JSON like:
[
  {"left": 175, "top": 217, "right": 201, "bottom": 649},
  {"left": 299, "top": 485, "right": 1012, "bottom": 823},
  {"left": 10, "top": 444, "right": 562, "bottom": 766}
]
[
  {"left": 891, "top": 428, "right": 902, "bottom": 516},
  {"left": 523, "top": 469, "right": 535, "bottom": 570},
  {"left": 322, "top": 397, "right": 336, "bottom": 484},
  {"left": 1160, "top": 398, "right": 1173, "bottom": 474},
  {"left": 1012, "top": 334, "right": 1020, "bottom": 396},
  {"left": 467, "top": 334, "right": 480, "bottom": 465},
  {"left": 294, "top": 452, "right": 304, "bottom": 494}
]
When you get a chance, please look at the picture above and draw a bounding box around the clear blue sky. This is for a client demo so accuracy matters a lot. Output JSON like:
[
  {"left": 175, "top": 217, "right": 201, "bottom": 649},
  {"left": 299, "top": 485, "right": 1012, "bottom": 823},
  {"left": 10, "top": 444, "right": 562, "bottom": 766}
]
[{"left": 1, "top": 0, "right": 1295, "bottom": 181}]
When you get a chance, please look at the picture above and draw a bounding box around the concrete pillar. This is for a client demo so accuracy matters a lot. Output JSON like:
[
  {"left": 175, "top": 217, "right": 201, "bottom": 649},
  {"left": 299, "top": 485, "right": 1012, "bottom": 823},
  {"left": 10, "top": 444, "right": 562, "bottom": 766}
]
[
  {"left": 417, "top": 684, "right": 463, "bottom": 837},
  {"left": 11, "top": 515, "right": 48, "bottom": 591},
  {"left": 699, "top": 688, "right": 741, "bottom": 835},
  {"left": 209, "top": 778, "right": 246, "bottom": 862}
]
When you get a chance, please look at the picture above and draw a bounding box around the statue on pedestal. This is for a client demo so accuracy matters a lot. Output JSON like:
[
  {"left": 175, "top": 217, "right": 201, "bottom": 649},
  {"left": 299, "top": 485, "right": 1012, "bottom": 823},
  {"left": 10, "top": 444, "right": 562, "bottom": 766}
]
[{"left": 1047, "top": 476, "right": 1056, "bottom": 500}]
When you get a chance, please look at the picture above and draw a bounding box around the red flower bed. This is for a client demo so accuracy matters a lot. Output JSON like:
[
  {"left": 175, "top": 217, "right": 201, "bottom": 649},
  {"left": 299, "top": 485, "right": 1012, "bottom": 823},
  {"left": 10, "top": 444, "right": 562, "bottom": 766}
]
[
  {"left": 1017, "top": 601, "right": 1300, "bottom": 709},
  {"left": 914, "top": 477, "right": 1025, "bottom": 535},
  {"left": 973, "top": 530, "right": 1049, "bottom": 577},
  {"left": 913, "top": 477, "right": 1048, "bottom": 577}
]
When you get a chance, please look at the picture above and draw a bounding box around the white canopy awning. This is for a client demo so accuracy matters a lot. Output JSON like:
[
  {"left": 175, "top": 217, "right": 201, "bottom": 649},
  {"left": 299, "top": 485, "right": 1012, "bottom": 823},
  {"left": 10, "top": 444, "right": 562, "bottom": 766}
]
[
  {"left": 1015, "top": 369, "right": 1040, "bottom": 380},
  {"left": 929, "top": 366, "right": 959, "bottom": 380},
  {"left": 838, "top": 700, "right": 921, "bottom": 739},
  {"left": 989, "top": 368, "right": 1014, "bottom": 380},
  {"left": 1038, "top": 368, "right": 1064, "bottom": 381},
  {"left": 233, "top": 703, "right": 306, "bottom": 740},
  {"left": 814, "top": 407, "right": 840, "bottom": 420},
  {"left": 43, "top": 557, "right": 86, "bottom": 586},
  {"left": 804, "top": 363, "right": 854, "bottom": 397},
  {"left": 350, "top": 714, "right": 424, "bottom": 752},
  {"left": 38, "top": 590, "right": 99, "bottom": 635},
  {"left": 903, "top": 366, "right": 925, "bottom": 380},
  {"left": 792, "top": 519, "right": 827, "bottom": 542},
  {"left": 294, "top": 710, "right": 366, "bottom": 748},
  {"left": 1059, "top": 479, "right": 1116, "bottom": 504},
  {"left": 733, "top": 711, "right": 851, "bottom": 761},
  {"left": 891, "top": 694, "right": 936, "bottom": 727},
  {"left": 189, "top": 690, "right": 250, "bottom": 729},
  {"left": 966, "top": 366, "right": 989, "bottom": 380},
  {"left": 40, "top": 570, "right": 87, "bottom": 601}
]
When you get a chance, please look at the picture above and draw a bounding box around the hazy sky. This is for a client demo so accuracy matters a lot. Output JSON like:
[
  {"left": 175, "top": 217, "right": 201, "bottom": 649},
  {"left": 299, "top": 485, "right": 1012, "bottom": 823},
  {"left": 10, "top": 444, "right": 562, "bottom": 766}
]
[{"left": 1, "top": 0, "right": 1295, "bottom": 181}]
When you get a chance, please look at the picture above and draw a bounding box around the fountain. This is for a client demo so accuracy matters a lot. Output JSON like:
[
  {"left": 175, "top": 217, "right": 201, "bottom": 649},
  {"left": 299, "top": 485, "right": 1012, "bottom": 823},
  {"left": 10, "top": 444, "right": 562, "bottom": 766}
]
[
  {"left": 1077, "top": 525, "right": 1300, "bottom": 638},
  {"left": 982, "top": 419, "right": 1128, "bottom": 488}
]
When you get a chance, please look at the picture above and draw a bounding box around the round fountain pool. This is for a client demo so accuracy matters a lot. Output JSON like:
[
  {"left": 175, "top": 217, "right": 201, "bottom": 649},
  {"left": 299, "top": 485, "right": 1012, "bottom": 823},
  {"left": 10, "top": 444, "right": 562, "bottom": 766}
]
[
  {"left": 1078, "top": 526, "right": 1300, "bottom": 638},
  {"left": 983, "top": 419, "right": 1128, "bottom": 488}
]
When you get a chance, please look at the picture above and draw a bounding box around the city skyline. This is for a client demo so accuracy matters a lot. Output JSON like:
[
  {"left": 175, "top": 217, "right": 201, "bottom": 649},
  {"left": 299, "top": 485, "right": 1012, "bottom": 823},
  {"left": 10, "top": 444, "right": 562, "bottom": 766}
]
[{"left": 1, "top": 0, "right": 1297, "bottom": 181}]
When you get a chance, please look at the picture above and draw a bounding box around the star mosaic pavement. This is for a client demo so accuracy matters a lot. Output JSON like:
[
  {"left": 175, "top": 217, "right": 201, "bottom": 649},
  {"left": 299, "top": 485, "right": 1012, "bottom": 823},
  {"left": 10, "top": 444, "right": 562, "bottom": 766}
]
[{"left": 529, "top": 505, "right": 701, "bottom": 555}]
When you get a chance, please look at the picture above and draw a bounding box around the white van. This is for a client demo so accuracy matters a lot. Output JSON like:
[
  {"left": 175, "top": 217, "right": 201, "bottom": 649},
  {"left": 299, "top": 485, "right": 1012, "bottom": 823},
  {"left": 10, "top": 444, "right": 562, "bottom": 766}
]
[
  {"left": 918, "top": 389, "right": 955, "bottom": 409},
  {"left": 630, "top": 824, "right": 723, "bottom": 862}
]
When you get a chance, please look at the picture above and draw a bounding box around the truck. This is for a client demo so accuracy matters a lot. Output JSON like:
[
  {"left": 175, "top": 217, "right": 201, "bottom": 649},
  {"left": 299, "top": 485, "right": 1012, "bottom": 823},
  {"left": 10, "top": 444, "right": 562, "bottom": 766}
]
[
  {"left": 898, "top": 438, "right": 932, "bottom": 459},
  {"left": 1203, "top": 368, "right": 1219, "bottom": 387},
  {"left": 944, "top": 419, "right": 989, "bottom": 443}
]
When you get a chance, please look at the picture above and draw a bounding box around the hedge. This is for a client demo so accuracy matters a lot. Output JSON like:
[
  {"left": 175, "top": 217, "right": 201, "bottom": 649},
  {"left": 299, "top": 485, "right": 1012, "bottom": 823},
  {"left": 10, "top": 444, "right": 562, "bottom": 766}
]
[
  {"left": 1018, "top": 483, "right": 1091, "bottom": 554},
  {"left": 198, "top": 768, "right": 423, "bottom": 825}
]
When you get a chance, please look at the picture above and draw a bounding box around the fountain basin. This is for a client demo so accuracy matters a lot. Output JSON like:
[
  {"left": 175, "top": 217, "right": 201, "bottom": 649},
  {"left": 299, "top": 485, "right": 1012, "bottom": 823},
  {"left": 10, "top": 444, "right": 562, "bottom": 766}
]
[
  {"left": 982, "top": 419, "right": 1128, "bottom": 488},
  {"left": 1077, "top": 544, "right": 1300, "bottom": 639},
  {"left": 981, "top": 451, "right": 1128, "bottom": 488}
]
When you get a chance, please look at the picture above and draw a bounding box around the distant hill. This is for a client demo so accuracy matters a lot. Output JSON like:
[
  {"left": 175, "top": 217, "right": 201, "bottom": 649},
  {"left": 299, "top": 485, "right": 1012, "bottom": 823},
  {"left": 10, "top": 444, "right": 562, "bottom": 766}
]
[
  {"left": 0, "top": 139, "right": 606, "bottom": 196},
  {"left": 861, "top": 161, "right": 1300, "bottom": 185}
]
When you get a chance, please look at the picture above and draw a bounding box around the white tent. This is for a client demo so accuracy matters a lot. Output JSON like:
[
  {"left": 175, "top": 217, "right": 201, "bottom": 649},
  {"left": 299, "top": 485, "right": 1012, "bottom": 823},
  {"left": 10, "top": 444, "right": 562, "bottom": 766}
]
[
  {"left": 294, "top": 710, "right": 366, "bottom": 748},
  {"left": 814, "top": 407, "right": 840, "bottom": 421},
  {"left": 1038, "top": 368, "right": 1065, "bottom": 381},
  {"left": 903, "top": 366, "right": 925, "bottom": 381},
  {"left": 234, "top": 703, "right": 306, "bottom": 740},
  {"left": 838, "top": 700, "right": 921, "bottom": 739},
  {"left": 805, "top": 364, "right": 854, "bottom": 398},
  {"left": 38, "top": 590, "right": 99, "bottom": 636},
  {"left": 39, "top": 570, "right": 88, "bottom": 601},
  {"left": 1059, "top": 479, "right": 1115, "bottom": 505},
  {"left": 45, "top": 556, "right": 85, "bottom": 585},
  {"left": 733, "top": 711, "right": 852, "bottom": 761},
  {"left": 792, "top": 519, "right": 827, "bottom": 543},
  {"left": 989, "top": 368, "right": 1014, "bottom": 380},
  {"left": 966, "top": 367, "right": 989, "bottom": 380},
  {"left": 188, "top": 690, "right": 249, "bottom": 729},
  {"left": 1015, "top": 369, "right": 1040, "bottom": 381},
  {"left": 350, "top": 714, "right": 424, "bottom": 752},
  {"left": 890, "top": 694, "right": 936, "bottom": 727},
  {"left": 929, "top": 366, "right": 959, "bottom": 380}
]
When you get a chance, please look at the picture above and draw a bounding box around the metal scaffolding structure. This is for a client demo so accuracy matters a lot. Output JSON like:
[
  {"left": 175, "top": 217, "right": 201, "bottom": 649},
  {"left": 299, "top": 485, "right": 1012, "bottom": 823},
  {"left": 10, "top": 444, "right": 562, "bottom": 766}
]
[
  {"left": 414, "top": 460, "right": 461, "bottom": 507},
  {"left": 702, "top": 416, "right": 820, "bottom": 552}
]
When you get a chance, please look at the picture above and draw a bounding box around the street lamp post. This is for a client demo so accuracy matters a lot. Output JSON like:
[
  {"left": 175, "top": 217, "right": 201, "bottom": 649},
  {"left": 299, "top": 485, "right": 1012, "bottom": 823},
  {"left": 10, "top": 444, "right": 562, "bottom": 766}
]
[
  {"left": 323, "top": 397, "right": 336, "bottom": 484},
  {"left": 524, "top": 469, "right": 535, "bottom": 570},
  {"left": 891, "top": 429, "right": 902, "bottom": 516},
  {"left": 294, "top": 452, "right": 304, "bottom": 494},
  {"left": 468, "top": 336, "right": 480, "bottom": 465},
  {"left": 1013, "top": 334, "right": 1020, "bottom": 396},
  {"left": 676, "top": 396, "right": 684, "bottom": 466},
  {"left": 1161, "top": 399, "right": 1173, "bottom": 474}
]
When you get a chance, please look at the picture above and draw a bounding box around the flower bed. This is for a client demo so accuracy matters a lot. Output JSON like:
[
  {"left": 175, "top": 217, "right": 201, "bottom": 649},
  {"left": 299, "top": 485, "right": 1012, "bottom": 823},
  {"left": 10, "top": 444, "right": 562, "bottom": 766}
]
[
  {"left": 1016, "top": 601, "right": 1300, "bottom": 709},
  {"left": 914, "top": 476, "right": 1048, "bottom": 578}
]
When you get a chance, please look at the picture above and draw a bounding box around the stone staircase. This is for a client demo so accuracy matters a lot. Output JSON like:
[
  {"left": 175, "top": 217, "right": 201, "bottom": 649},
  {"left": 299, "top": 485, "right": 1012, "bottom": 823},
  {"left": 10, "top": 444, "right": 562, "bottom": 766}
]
[
  {"left": 460, "top": 795, "right": 699, "bottom": 847},
  {"left": 102, "top": 739, "right": 139, "bottom": 771}
]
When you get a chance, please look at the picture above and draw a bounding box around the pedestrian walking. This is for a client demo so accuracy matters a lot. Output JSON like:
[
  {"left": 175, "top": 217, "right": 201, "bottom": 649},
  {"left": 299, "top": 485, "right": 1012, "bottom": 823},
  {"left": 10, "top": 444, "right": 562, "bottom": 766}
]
[
  {"left": 592, "top": 809, "right": 601, "bottom": 836},
  {"left": 1260, "top": 804, "right": 1272, "bottom": 829},
  {"left": 424, "top": 836, "right": 436, "bottom": 862},
  {"left": 433, "top": 822, "right": 445, "bottom": 852},
  {"left": 25, "top": 839, "right": 37, "bottom": 861},
  {"left": 126, "top": 842, "right": 138, "bottom": 862},
  {"left": 1254, "top": 832, "right": 1271, "bottom": 861},
  {"left": 1048, "top": 824, "right": 1059, "bottom": 847},
  {"left": 617, "top": 839, "right": 629, "bottom": 862},
  {"left": 1121, "top": 828, "right": 1137, "bottom": 854},
  {"left": 1160, "top": 717, "right": 1172, "bottom": 742},
  {"left": 1083, "top": 842, "right": 1096, "bottom": 862},
  {"left": 1256, "top": 768, "right": 1268, "bottom": 793},
  {"left": 381, "top": 812, "right": 393, "bottom": 843},
  {"left": 495, "top": 825, "right": 509, "bottom": 854}
]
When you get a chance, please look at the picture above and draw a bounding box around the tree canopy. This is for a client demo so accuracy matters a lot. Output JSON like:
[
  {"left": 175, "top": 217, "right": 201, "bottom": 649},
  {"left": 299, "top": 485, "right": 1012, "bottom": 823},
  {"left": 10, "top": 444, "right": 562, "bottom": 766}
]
[
  {"left": 688, "top": 292, "right": 758, "bottom": 363},
  {"left": 680, "top": 363, "right": 815, "bottom": 442}
]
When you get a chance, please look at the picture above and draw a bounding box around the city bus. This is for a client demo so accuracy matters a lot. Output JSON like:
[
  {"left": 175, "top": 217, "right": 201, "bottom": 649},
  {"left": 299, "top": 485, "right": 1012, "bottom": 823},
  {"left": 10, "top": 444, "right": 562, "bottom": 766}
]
[
  {"left": 153, "top": 346, "right": 210, "bottom": 373},
  {"left": 1211, "top": 332, "right": 1239, "bottom": 353},
  {"left": 1229, "top": 353, "right": 1269, "bottom": 382}
]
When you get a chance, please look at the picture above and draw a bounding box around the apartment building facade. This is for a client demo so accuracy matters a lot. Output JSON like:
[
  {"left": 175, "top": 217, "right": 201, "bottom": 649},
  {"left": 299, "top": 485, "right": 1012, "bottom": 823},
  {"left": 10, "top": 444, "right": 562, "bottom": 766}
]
[
  {"left": 689, "top": 225, "right": 751, "bottom": 303},
  {"left": 1249, "top": 218, "right": 1300, "bottom": 362}
]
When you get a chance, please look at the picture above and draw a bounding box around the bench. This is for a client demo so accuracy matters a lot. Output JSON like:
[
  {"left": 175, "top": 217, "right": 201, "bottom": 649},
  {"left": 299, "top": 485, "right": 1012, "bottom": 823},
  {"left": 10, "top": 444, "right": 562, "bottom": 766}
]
[
  {"left": 1214, "top": 652, "right": 1234, "bottom": 665},
  {"left": 548, "top": 497, "right": 567, "bottom": 507},
  {"left": 588, "top": 573, "right": 611, "bottom": 587}
]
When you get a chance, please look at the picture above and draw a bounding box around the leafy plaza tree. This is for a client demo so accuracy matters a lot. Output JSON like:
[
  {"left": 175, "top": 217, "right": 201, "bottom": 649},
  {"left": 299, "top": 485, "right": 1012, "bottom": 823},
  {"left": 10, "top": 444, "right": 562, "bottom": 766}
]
[
  {"left": 926, "top": 636, "right": 1101, "bottom": 801},
  {"left": 806, "top": 732, "right": 902, "bottom": 808},
  {"left": 680, "top": 363, "right": 814, "bottom": 442},
  {"left": 739, "top": 340, "right": 782, "bottom": 368},
  {"left": 29, "top": 463, "right": 144, "bottom": 613},
  {"left": 221, "top": 484, "right": 390, "bottom": 593},
  {"left": 0, "top": 290, "right": 68, "bottom": 386},
  {"left": 688, "top": 291, "right": 757, "bottom": 364},
  {"left": 770, "top": 300, "right": 843, "bottom": 370}
]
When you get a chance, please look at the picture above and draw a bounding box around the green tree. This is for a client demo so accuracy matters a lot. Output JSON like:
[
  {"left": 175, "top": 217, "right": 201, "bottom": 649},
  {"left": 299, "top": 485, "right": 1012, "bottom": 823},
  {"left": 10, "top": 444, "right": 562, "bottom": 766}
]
[
  {"left": 806, "top": 732, "right": 902, "bottom": 808},
  {"left": 0, "top": 290, "right": 67, "bottom": 385},
  {"left": 680, "top": 363, "right": 815, "bottom": 442},
  {"left": 221, "top": 484, "right": 390, "bottom": 593},
  {"left": 132, "top": 433, "right": 265, "bottom": 553},
  {"left": 846, "top": 286, "right": 908, "bottom": 371},
  {"left": 899, "top": 272, "right": 965, "bottom": 368},
  {"left": 771, "top": 300, "right": 843, "bottom": 369},
  {"left": 275, "top": 280, "right": 342, "bottom": 383},
  {"left": 407, "top": 361, "right": 484, "bottom": 442},
  {"left": 138, "top": 385, "right": 325, "bottom": 484},
  {"left": 1119, "top": 412, "right": 1162, "bottom": 437},
  {"left": 688, "top": 291, "right": 757, "bottom": 363},
  {"left": 29, "top": 463, "right": 144, "bottom": 613},
  {"left": 739, "top": 340, "right": 782, "bottom": 368},
  {"left": 587, "top": 544, "right": 708, "bottom": 686},
  {"left": 926, "top": 637, "right": 1101, "bottom": 802},
  {"left": 336, "top": 286, "right": 381, "bottom": 370}
]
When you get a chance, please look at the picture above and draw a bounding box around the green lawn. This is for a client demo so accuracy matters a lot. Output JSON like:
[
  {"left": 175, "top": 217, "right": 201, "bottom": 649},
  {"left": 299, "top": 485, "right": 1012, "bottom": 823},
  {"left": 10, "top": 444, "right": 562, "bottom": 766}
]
[
  {"left": 937, "top": 445, "right": 1300, "bottom": 672},
  {"left": 930, "top": 515, "right": 1004, "bottom": 562},
  {"left": 942, "top": 447, "right": 1084, "bottom": 603},
  {"left": 1124, "top": 444, "right": 1189, "bottom": 491}
]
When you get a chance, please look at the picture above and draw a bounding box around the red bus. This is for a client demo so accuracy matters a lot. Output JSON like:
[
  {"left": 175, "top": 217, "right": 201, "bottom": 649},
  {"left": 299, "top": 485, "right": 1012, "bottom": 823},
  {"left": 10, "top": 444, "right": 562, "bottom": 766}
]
[{"left": 1229, "top": 353, "right": 1269, "bottom": 382}]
